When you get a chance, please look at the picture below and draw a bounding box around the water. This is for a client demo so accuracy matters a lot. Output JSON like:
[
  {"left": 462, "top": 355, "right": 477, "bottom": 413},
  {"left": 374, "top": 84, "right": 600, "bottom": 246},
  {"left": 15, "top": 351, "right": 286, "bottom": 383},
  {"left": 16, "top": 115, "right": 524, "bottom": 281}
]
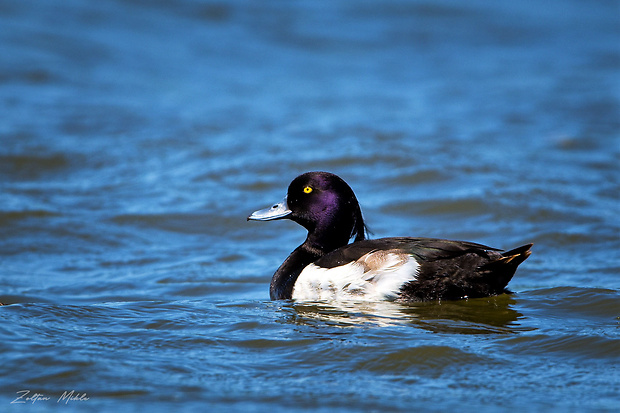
[{"left": 1, "top": 0, "right": 619, "bottom": 411}]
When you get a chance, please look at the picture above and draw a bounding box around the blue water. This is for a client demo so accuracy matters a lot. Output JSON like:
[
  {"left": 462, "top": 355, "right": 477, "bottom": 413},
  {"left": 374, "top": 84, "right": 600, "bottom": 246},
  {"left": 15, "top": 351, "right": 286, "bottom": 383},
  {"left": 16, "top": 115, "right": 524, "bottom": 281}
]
[{"left": 1, "top": 0, "right": 619, "bottom": 411}]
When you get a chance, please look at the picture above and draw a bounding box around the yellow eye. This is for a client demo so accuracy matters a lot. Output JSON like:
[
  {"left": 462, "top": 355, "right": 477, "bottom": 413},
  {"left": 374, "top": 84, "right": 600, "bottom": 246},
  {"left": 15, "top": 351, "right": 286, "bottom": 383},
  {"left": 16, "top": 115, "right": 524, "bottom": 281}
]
[{"left": 303, "top": 186, "right": 313, "bottom": 194}]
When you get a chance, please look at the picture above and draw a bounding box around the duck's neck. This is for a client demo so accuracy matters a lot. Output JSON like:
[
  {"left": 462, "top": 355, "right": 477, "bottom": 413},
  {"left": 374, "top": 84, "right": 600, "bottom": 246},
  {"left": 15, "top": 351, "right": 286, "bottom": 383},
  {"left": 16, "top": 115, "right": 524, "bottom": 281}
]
[
  {"left": 270, "top": 243, "right": 319, "bottom": 300},
  {"left": 269, "top": 233, "right": 349, "bottom": 300}
]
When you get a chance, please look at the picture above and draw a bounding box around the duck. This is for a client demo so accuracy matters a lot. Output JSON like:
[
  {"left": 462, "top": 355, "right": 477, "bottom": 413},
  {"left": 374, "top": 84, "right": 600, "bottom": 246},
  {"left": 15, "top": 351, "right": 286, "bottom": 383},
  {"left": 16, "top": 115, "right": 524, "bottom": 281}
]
[{"left": 248, "top": 171, "right": 532, "bottom": 302}]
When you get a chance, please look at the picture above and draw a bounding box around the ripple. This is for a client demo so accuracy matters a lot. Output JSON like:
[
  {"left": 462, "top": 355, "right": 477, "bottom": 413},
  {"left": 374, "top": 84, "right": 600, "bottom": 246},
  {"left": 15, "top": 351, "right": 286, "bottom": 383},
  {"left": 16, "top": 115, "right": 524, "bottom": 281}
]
[
  {"left": 356, "top": 346, "right": 488, "bottom": 373},
  {"left": 0, "top": 153, "right": 72, "bottom": 180},
  {"left": 382, "top": 197, "right": 490, "bottom": 217},
  {"left": 500, "top": 334, "right": 620, "bottom": 360},
  {"left": 383, "top": 169, "right": 449, "bottom": 186},
  {"left": 109, "top": 212, "right": 244, "bottom": 236},
  {"left": 523, "top": 287, "right": 620, "bottom": 321},
  {"left": 0, "top": 210, "right": 61, "bottom": 226}
]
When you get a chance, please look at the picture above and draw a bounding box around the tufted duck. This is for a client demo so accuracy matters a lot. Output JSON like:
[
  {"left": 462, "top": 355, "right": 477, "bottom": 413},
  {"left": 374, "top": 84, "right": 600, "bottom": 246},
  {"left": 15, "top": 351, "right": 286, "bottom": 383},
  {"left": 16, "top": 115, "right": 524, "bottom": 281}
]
[{"left": 248, "top": 171, "right": 532, "bottom": 302}]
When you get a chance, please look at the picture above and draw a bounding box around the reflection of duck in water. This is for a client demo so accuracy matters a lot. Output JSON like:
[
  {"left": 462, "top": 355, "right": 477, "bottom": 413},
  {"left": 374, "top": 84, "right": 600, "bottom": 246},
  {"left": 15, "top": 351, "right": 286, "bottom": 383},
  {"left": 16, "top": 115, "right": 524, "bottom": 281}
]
[
  {"left": 249, "top": 172, "right": 532, "bottom": 303},
  {"left": 286, "top": 295, "right": 522, "bottom": 332}
]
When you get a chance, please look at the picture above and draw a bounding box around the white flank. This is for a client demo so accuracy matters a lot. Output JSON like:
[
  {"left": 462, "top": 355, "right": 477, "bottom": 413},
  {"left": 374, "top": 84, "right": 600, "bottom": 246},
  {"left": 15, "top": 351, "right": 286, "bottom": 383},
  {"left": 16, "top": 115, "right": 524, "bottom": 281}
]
[{"left": 291, "top": 251, "right": 419, "bottom": 301}]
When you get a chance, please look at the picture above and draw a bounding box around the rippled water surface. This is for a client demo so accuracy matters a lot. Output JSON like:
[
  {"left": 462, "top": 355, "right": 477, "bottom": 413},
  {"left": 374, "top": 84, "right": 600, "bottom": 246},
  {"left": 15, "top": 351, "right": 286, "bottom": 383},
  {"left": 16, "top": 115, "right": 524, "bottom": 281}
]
[{"left": 1, "top": 0, "right": 619, "bottom": 411}]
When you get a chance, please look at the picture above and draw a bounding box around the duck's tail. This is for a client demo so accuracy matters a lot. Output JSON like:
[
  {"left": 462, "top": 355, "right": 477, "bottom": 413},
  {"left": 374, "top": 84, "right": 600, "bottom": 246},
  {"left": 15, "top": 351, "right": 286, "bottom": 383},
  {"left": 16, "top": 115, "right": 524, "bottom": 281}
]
[
  {"left": 482, "top": 243, "right": 533, "bottom": 292},
  {"left": 500, "top": 243, "right": 533, "bottom": 266}
]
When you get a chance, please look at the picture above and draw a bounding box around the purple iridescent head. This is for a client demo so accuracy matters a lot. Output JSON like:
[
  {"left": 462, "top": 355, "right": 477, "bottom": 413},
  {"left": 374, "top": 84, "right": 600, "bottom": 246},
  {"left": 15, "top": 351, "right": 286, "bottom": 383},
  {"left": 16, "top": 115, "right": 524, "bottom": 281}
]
[{"left": 248, "top": 172, "right": 367, "bottom": 248}]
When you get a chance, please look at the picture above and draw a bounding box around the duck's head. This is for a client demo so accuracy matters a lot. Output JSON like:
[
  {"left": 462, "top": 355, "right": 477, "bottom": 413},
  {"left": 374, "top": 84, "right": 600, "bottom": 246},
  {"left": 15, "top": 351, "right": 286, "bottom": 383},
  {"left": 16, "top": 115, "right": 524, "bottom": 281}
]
[{"left": 248, "top": 171, "right": 367, "bottom": 250}]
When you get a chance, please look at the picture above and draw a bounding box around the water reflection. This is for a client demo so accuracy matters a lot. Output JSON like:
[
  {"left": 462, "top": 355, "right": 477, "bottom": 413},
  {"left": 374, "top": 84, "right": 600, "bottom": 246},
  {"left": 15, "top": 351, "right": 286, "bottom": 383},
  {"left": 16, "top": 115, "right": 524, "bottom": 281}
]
[{"left": 282, "top": 295, "right": 525, "bottom": 334}]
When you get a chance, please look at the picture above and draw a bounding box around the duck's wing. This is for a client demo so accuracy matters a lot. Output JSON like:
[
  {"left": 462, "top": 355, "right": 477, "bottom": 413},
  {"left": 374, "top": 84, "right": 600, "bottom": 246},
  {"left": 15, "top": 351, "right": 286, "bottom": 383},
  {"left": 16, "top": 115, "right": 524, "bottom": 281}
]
[{"left": 397, "top": 238, "right": 532, "bottom": 301}]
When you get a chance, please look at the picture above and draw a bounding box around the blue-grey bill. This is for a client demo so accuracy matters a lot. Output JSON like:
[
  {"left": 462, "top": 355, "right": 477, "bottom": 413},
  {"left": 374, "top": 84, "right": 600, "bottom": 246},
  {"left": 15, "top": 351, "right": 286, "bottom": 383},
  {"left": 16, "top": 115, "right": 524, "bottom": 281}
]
[{"left": 247, "top": 197, "right": 292, "bottom": 221}]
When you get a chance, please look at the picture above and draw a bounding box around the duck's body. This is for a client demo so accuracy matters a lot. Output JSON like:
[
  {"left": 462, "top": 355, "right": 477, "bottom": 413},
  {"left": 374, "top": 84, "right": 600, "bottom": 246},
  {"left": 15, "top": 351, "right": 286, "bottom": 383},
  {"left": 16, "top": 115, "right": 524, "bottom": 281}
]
[{"left": 248, "top": 172, "right": 532, "bottom": 302}]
